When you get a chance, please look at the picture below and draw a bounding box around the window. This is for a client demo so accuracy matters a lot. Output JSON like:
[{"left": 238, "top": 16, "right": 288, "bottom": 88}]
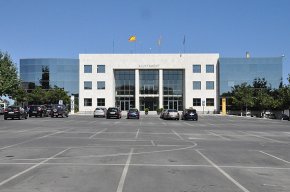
[
  {"left": 84, "top": 81, "right": 92, "bottom": 90},
  {"left": 97, "top": 98, "right": 105, "bottom": 106},
  {"left": 97, "top": 81, "right": 105, "bottom": 89},
  {"left": 206, "top": 81, "right": 214, "bottom": 90},
  {"left": 206, "top": 65, "right": 214, "bottom": 73},
  {"left": 84, "top": 65, "right": 92, "bottom": 73},
  {"left": 193, "top": 81, "right": 201, "bottom": 90},
  {"left": 97, "top": 65, "right": 105, "bottom": 73},
  {"left": 206, "top": 98, "right": 214, "bottom": 106},
  {"left": 84, "top": 98, "right": 92, "bottom": 106},
  {"left": 193, "top": 98, "right": 201, "bottom": 106},
  {"left": 193, "top": 65, "right": 201, "bottom": 73}
]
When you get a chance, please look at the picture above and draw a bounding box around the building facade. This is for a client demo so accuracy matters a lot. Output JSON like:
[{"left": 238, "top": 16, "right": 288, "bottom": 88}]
[
  {"left": 20, "top": 58, "right": 79, "bottom": 95},
  {"left": 79, "top": 54, "right": 219, "bottom": 113}
]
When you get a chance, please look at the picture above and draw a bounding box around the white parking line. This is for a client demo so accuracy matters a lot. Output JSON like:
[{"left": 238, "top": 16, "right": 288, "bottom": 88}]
[
  {"left": 239, "top": 131, "right": 287, "bottom": 143},
  {"left": 171, "top": 130, "right": 184, "bottom": 140},
  {"left": 151, "top": 140, "right": 156, "bottom": 146},
  {"left": 207, "top": 131, "right": 231, "bottom": 141},
  {"left": 259, "top": 151, "right": 290, "bottom": 164},
  {"left": 116, "top": 148, "right": 134, "bottom": 192},
  {"left": 0, "top": 148, "right": 70, "bottom": 187},
  {"left": 89, "top": 128, "right": 107, "bottom": 139},
  {"left": 196, "top": 149, "right": 250, "bottom": 192},
  {"left": 135, "top": 129, "right": 140, "bottom": 139}
]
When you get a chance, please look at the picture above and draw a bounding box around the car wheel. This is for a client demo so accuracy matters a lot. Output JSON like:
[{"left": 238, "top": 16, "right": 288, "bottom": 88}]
[{"left": 4, "top": 117, "right": 7, "bottom": 120}]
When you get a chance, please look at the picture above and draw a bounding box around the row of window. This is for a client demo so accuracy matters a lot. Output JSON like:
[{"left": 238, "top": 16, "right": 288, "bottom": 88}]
[
  {"left": 83, "top": 64, "right": 214, "bottom": 74},
  {"left": 84, "top": 65, "right": 105, "bottom": 73},
  {"left": 83, "top": 81, "right": 215, "bottom": 90},
  {"left": 83, "top": 98, "right": 215, "bottom": 107},
  {"left": 193, "top": 64, "right": 215, "bottom": 73},
  {"left": 193, "top": 81, "right": 215, "bottom": 90},
  {"left": 84, "top": 81, "right": 105, "bottom": 90},
  {"left": 193, "top": 98, "right": 214, "bottom": 106}
]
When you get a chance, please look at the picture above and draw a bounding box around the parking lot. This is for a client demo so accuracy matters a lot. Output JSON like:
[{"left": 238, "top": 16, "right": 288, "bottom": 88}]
[{"left": 0, "top": 114, "right": 290, "bottom": 192}]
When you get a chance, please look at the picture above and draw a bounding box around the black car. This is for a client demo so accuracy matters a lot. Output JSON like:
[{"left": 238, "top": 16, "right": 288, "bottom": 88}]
[
  {"left": 106, "top": 107, "right": 121, "bottom": 119},
  {"left": 127, "top": 108, "right": 140, "bottom": 119},
  {"left": 4, "top": 106, "right": 28, "bottom": 120},
  {"left": 51, "top": 104, "right": 69, "bottom": 118},
  {"left": 181, "top": 109, "right": 198, "bottom": 121},
  {"left": 281, "top": 114, "right": 289, "bottom": 121},
  {"left": 28, "top": 105, "right": 48, "bottom": 117}
]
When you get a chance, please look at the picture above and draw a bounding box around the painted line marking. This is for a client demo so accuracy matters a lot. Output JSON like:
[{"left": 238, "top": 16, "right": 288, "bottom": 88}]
[
  {"left": 0, "top": 148, "right": 70, "bottom": 187},
  {"left": 135, "top": 129, "right": 140, "bottom": 139},
  {"left": 89, "top": 128, "right": 107, "bottom": 139},
  {"left": 151, "top": 140, "right": 156, "bottom": 146},
  {"left": 239, "top": 131, "right": 286, "bottom": 143},
  {"left": 171, "top": 130, "right": 184, "bottom": 140},
  {"left": 207, "top": 131, "right": 231, "bottom": 141},
  {"left": 188, "top": 137, "right": 203, "bottom": 140},
  {"left": 116, "top": 148, "right": 134, "bottom": 192},
  {"left": 259, "top": 151, "right": 290, "bottom": 164},
  {"left": 196, "top": 149, "right": 250, "bottom": 192}
]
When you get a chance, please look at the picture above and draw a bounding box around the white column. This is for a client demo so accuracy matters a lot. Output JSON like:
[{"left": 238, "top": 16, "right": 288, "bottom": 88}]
[
  {"left": 135, "top": 69, "right": 140, "bottom": 110},
  {"left": 70, "top": 95, "right": 75, "bottom": 114},
  {"left": 159, "top": 69, "right": 163, "bottom": 108}
]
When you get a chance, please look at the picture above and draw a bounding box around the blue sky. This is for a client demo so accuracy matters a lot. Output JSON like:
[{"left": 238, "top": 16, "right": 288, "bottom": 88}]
[{"left": 1, "top": 0, "right": 289, "bottom": 82}]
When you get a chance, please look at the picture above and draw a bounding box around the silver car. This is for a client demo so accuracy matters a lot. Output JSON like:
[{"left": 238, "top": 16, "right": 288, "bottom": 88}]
[
  {"left": 163, "top": 109, "right": 180, "bottom": 120},
  {"left": 93, "top": 108, "right": 106, "bottom": 118}
]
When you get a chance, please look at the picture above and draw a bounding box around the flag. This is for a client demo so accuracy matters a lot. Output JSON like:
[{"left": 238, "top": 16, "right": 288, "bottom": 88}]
[
  {"left": 128, "top": 35, "right": 136, "bottom": 42},
  {"left": 157, "top": 36, "right": 162, "bottom": 46}
]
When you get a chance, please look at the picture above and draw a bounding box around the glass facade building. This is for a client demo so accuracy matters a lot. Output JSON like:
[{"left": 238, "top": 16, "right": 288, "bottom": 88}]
[
  {"left": 20, "top": 59, "right": 79, "bottom": 95},
  {"left": 219, "top": 57, "right": 283, "bottom": 95}
]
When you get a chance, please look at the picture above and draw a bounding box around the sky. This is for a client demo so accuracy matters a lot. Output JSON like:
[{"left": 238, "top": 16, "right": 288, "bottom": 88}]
[{"left": 1, "top": 0, "right": 289, "bottom": 82}]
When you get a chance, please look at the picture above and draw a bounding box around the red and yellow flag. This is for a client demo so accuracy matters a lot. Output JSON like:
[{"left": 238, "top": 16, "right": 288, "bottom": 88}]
[{"left": 128, "top": 35, "right": 136, "bottom": 42}]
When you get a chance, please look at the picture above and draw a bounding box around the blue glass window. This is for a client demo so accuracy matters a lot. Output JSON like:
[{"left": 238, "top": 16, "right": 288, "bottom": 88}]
[
  {"left": 97, "top": 98, "right": 105, "bottom": 106},
  {"left": 97, "top": 65, "right": 105, "bottom": 73},
  {"left": 84, "top": 65, "right": 92, "bottom": 73},
  {"left": 193, "top": 81, "right": 201, "bottom": 90},
  {"left": 97, "top": 81, "right": 105, "bottom": 89},
  {"left": 84, "top": 81, "right": 92, "bottom": 90},
  {"left": 206, "top": 65, "right": 214, "bottom": 73},
  {"left": 206, "top": 81, "right": 214, "bottom": 90},
  {"left": 193, "top": 65, "right": 201, "bottom": 73}
]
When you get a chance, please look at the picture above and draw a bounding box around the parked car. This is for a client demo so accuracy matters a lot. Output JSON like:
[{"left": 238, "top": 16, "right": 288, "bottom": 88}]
[
  {"left": 0, "top": 106, "right": 4, "bottom": 115},
  {"left": 163, "top": 109, "right": 180, "bottom": 120},
  {"left": 28, "top": 105, "right": 48, "bottom": 117},
  {"left": 281, "top": 114, "right": 289, "bottom": 121},
  {"left": 4, "top": 106, "right": 28, "bottom": 120},
  {"left": 106, "top": 107, "right": 121, "bottom": 119},
  {"left": 159, "top": 109, "right": 165, "bottom": 119},
  {"left": 181, "top": 109, "right": 198, "bottom": 121},
  {"left": 127, "top": 108, "right": 140, "bottom": 119},
  {"left": 93, "top": 108, "right": 106, "bottom": 118},
  {"left": 45, "top": 105, "right": 53, "bottom": 116},
  {"left": 51, "top": 104, "right": 69, "bottom": 118}
]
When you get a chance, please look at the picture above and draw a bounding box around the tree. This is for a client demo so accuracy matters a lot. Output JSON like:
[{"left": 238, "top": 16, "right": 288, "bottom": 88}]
[
  {"left": 46, "top": 86, "right": 70, "bottom": 105},
  {"left": 231, "top": 83, "right": 254, "bottom": 116},
  {"left": 28, "top": 86, "right": 46, "bottom": 104},
  {"left": 0, "top": 51, "right": 20, "bottom": 98}
]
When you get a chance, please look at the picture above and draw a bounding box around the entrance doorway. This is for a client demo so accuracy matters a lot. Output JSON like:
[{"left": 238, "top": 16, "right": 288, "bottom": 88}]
[
  {"left": 120, "top": 101, "right": 130, "bottom": 111},
  {"left": 168, "top": 100, "right": 178, "bottom": 110},
  {"left": 139, "top": 97, "right": 159, "bottom": 111}
]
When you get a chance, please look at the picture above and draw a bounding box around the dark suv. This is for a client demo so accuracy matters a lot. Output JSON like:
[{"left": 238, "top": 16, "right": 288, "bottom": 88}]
[
  {"left": 181, "top": 109, "right": 198, "bottom": 121},
  {"left": 106, "top": 107, "right": 121, "bottom": 119},
  {"left": 51, "top": 104, "right": 69, "bottom": 118},
  {"left": 4, "top": 106, "right": 28, "bottom": 120},
  {"left": 28, "top": 105, "right": 48, "bottom": 117}
]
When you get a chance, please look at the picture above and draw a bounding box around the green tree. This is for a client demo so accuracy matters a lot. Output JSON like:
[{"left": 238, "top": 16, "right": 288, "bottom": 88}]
[
  {"left": 231, "top": 83, "right": 254, "bottom": 116},
  {"left": 46, "top": 86, "right": 70, "bottom": 105},
  {"left": 0, "top": 51, "right": 20, "bottom": 98},
  {"left": 28, "top": 86, "right": 46, "bottom": 104},
  {"left": 14, "top": 86, "right": 28, "bottom": 106}
]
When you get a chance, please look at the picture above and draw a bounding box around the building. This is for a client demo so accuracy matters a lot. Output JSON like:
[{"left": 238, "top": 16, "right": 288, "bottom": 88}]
[
  {"left": 19, "top": 54, "right": 283, "bottom": 114},
  {"left": 79, "top": 54, "right": 219, "bottom": 113},
  {"left": 20, "top": 58, "right": 79, "bottom": 95}
]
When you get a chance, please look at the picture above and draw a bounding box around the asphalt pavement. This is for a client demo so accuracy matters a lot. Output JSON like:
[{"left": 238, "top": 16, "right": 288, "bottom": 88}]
[{"left": 0, "top": 114, "right": 289, "bottom": 192}]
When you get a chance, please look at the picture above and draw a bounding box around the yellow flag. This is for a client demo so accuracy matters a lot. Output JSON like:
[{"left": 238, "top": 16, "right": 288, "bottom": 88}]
[{"left": 128, "top": 35, "right": 136, "bottom": 42}]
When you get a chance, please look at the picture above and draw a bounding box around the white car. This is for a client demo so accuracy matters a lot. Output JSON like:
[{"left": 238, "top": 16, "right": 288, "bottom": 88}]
[{"left": 93, "top": 108, "right": 106, "bottom": 118}]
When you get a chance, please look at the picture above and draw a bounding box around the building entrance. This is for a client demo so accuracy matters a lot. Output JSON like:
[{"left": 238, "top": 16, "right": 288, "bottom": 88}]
[{"left": 139, "top": 97, "right": 159, "bottom": 111}]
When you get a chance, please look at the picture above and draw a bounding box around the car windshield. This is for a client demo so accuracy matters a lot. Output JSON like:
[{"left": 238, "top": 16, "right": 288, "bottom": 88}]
[
  {"left": 168, "top": 109, "right": 177, "bottom": 112},
  {"left": 129, "top": 109, "right": 138, "bottom": 112},
  {"left": 109, "top": 108, "right": 118, "bottom": 112},
  {"left": 187, "top": 110, "right": 196, "bottom": 113}
]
